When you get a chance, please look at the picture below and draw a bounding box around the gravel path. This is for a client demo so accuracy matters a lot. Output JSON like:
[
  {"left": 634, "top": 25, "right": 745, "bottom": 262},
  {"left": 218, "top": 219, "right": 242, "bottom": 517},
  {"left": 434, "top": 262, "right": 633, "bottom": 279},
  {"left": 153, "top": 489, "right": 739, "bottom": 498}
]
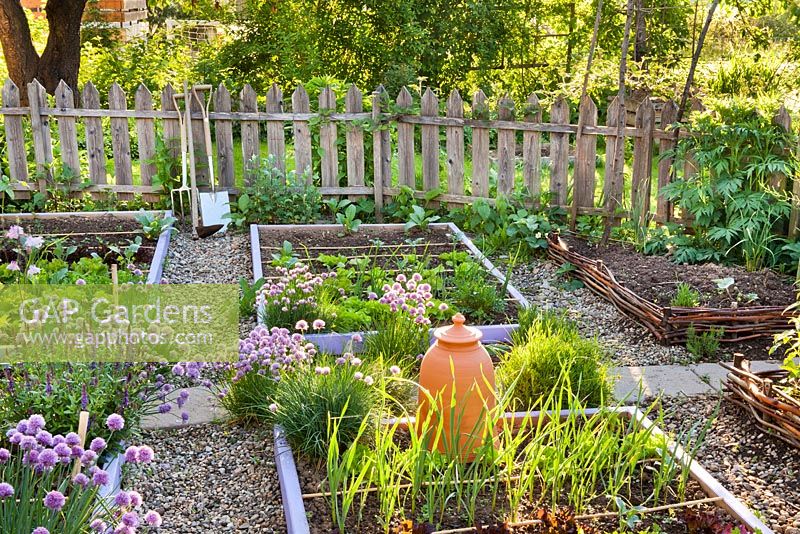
[
  {"left": 127, "top": 228, "right": 283, "bottom": 532},
  {"left": 662, "top": 394, "right": 800, "bottom": 533},
  {"left": 126, "top": 424, "right": 285, "bottom": 533}
]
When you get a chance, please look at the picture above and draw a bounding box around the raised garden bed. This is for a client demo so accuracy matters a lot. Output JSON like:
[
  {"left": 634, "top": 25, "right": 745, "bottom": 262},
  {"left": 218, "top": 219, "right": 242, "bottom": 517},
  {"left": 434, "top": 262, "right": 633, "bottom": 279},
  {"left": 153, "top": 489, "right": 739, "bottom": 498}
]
[
  {"left": 251, "top": 223, "right": 530, "bottom": 352},
  {"left": 547, "top": 234, "right": 795, "bottom": 345},
  {"left": 722, "top": 356, "right": 800, "bottom": 448},
  {"left": 0, "top": 210, "right": 173, "bottom": 283},
  {"left": 274, "top": 407, "right": 773, "bottom": 534}
]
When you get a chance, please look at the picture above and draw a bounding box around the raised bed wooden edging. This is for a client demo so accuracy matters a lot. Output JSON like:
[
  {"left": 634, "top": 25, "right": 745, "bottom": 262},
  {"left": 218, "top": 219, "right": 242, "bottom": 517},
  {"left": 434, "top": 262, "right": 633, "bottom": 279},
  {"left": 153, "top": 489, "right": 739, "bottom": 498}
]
[
  {"left": 273, "top": 406, "right": 774, "bottom": 534},
  {"left": 0, "top": 210, "right": 173, "bottom": 284},
  {"left": 547, "top": 234, "right": 794, "bottom": 344},
  {"left": 722, "top": 356, "right": 800, "bottom": 449},
  {"left": 251, "top": 223, "right": 530, "bottom": 351}
]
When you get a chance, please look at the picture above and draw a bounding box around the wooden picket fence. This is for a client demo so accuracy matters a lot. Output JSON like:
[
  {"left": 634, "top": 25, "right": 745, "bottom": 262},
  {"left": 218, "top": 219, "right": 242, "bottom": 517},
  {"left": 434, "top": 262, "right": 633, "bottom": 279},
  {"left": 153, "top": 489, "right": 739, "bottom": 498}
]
[{"left": 0, "top": 78, "right": 796, "bottom": 230}]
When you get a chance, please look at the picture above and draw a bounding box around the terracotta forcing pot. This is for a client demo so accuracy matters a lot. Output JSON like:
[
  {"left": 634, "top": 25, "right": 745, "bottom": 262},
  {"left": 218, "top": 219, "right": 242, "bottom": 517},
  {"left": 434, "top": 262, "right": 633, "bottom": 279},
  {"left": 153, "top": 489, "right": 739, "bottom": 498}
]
[{"left": 417, "top": 313, "right": 497, "bottom": 461}]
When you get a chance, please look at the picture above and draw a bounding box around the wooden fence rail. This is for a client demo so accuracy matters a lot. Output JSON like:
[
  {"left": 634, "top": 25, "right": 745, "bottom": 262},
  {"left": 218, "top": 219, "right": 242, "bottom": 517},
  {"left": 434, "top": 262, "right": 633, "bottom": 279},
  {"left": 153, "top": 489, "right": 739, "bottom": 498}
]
[{"left": 0, "top": 78, "right": 796, "bottom": 231}]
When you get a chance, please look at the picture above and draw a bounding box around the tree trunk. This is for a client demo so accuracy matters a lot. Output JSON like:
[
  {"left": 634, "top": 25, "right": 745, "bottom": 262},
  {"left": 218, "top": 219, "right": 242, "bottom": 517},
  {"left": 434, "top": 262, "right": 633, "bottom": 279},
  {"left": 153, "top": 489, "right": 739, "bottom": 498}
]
[{"left": 0, "top": 0, "right": 87, "bottom": 103}]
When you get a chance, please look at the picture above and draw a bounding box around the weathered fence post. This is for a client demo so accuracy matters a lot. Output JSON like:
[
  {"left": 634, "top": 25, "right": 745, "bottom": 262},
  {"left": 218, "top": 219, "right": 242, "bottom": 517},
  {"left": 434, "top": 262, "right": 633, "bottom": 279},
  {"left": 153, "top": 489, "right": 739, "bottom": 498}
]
[
  {"left": 161, "top": 84, "right": 181, "bottom": 160},
  {"left": 27, "top": 80, "right": 53, "bottom": 194},
  {"left": 345, "top": 85, "right": 365, "bottom": 199},
  {"left": 631, "top": 98, "right": 655, "bottom": 224},
  {"left": 573, "top": 94, "right": 597, "bottom": 211},
  {"left": 109, "top": 83, "right": 133, "bottom": 186},
  {"left": 319, "top": 86, "right": 339, "bottom": 188},
  {"left": 214, "top": 84, "right": 235, "bottom": 189},
  {"left": 134, "top": 83, "right": 157, "bottom": 185},
  {"left": 445, "top": 89, "right": 464, "bottom": 203},
  {"left": 603, "top": 96, "right": 623, "bottom": 223},
  {"left": 497, "top": 94, "right": 516, "bottom": 197},
  {"left": 471, "top": 90, "right": 489, "bottom": 198},
  {"left": 656, "top": 100, "right": 678, "bottom": 223},
  {"left": 2, "top": 80, "right": 28, "bottom": 183},
  {"left": 421, "top": 88, "right": 440, "bottom": 196},
  {"left": 266, "top": 84, "right": 286, "bottom": 173},
  {"left": 396, "top": 87, "right": 415, "bottom": 189},
  {"left": 240, "top": 84, "right": 260, "bottom": 185},
  {"left": 522, "top": 92, "right": 541, "bottom": 204},
  {"left": 291, "top": 84, "right": 313, "bottom": 183},
  {"left": 550, "top": 96, "right": 570, "bottom": 206},
  {"left": 83, "top": 82, "right": 106, "bottom": 184}
]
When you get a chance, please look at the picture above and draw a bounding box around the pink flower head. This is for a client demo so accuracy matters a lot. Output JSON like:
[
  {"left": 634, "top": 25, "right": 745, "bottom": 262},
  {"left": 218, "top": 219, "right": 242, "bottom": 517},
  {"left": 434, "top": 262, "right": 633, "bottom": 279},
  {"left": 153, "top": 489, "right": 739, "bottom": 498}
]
[
  {"left": 295, "top": 320, "right": 309, "bottom": 331},
  {"left": 26, "top": 265, "right": 41, "bottom": 277},
  {"left": 24, "top": 235, "right": 44, "bottom": 250},
  {"left": 144, "top": 511, "right": 163, "bottom": 527},
  {"left": 43, "top": 490, "right": 66, "bottom": 511},
  {"left": 438, "top": 302, "right": 449, "bottom": 312},
  {"left": 363, "top": 375, "right": 375, "bottom": 386},
  {"left": 354, "top": 371, "right": 364, "bottom": 380},
  {"left": 389, "top": 365, "right": 401, "bottom": 376},
  {"left": 106, "top": 414, "right": 125, "bottom": 431},
  {"left": 5, "top": 225, "right": 23, "bottom": 239},
  {"left": 312, "top": 319, "right": 325, "bottom": 330},
  {"left": 6, "top": 261, "right": 19, "bottom": 272},
  {"left": 269, "top": 403, "right": 278, "bottom": 413}
]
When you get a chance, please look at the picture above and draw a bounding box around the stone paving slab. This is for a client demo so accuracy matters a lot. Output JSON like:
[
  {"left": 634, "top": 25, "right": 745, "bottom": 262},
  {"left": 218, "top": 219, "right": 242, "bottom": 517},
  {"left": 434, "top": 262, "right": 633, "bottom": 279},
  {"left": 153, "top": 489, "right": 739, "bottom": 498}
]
[
  {"left": 611, "top": 365, "right": 714, "bottom": 401},
  {"left": 689, "top": 360, "right": 782, "bottom": 391},
  {"left": 141, "top": 386, "right": 226, "bottom": 430}
]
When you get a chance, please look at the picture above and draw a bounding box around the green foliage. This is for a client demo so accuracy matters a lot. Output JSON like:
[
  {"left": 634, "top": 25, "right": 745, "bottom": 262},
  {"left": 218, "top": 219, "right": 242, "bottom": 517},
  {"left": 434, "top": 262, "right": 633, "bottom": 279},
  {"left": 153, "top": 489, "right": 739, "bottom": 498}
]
[
  {"left": 445, "top": 260, "right": 505, "bottom": 323},
  {"left": 404, "top": 204, "right": 441, "bottom": 233},
  {"left": 685, "top": 325, "right": 723, "bottom": 361},
  {"left": 228, "top": 156, "right": 321, "bottom": 226},
  {"left": 670, "top": 282, "right": 700, "bottom": 307},
  {"left": 336, "top": 204, "right": 362, "bottom": 235},
  {"left": 498, "top": 309, "right": 610, "bottom": 409},
  {"left": 272, "top": 354, "right": 380, "bottom": 459},
  {"left": 661, "top": 105, "right": 797, "bottom": 270},
  {"left": 134, "top": 209, "right": 176, "bottom": 240},
  {"left": 239, "top": 277, "right": 266, "bottom": 318}
]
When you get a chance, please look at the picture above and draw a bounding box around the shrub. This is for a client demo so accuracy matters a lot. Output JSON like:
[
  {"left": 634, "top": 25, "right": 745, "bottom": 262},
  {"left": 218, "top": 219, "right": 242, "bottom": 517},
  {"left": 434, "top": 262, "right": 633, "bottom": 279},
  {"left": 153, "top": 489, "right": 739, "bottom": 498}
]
[
  {"left": 670, "top": 282, "right": 700, "bottom": 307},
  {"left": 686, "top": 325, "right": 723, "bottom": 361},
  {"left": 498, "top": 310, "right": 610, "bottom": 409}
]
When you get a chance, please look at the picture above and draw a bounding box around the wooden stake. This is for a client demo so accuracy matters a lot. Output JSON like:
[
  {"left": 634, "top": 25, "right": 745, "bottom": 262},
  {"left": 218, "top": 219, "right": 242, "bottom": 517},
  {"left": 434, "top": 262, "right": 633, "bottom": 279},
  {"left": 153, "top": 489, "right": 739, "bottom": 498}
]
[{"left": 71, "top": 410, "right": 90, "bottom": 477}]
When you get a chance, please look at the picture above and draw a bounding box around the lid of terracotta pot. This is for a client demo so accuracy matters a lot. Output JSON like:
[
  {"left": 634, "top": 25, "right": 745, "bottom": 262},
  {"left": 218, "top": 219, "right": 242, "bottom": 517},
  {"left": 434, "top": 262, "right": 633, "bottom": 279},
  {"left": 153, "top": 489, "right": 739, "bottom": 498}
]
[{"left": 434, "top": 313, "right": 483, "bottom": 345}]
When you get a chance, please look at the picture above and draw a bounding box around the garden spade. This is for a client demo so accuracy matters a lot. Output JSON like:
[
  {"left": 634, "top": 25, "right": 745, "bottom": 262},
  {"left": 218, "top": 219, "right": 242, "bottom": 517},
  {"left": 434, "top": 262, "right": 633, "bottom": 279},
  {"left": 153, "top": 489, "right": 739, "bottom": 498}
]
[{"left": 191, "top": 84, "right": 230, "bottom": 238}]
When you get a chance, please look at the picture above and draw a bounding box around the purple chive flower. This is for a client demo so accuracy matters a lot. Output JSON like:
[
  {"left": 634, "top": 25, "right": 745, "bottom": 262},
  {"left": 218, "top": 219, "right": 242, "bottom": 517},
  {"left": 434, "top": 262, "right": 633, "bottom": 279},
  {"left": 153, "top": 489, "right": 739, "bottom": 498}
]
[
  {"left": 137, "top": 446, "right": 154, "bottom": 463},
  {"left": 312, "top": 319, "right": 325, "bottom": 330},
  {"left": 65, "top": 432, "right": 81, "bottom": 447},
  {"left": 294, "top": 320, "right": 308, "bottom": 331},
  {"left": 364, "top": 375, "right": 375, "bottom": 386},
  {"left": 171, "top": 364, "right": 185, "bottom": 376},
  {"left": 144, "top": 511, "right": 163, "bottom": 527},
  {"left": 75, "top": 278, "right": 86, "bottom": 285},
  {"left": 89, "top": 437, "right": 106, "bottom": 453},
  {"left": 26, "top": 265, "right": 41, "bottom": 277},
  {"left": 32, "top": 528, "right": 49, "bottom": 534},
  {"left": 106, "top": 414, "right": 125, "bottom": 431},
  {"left": 351, "top": 333, "right": 363, "bottom": 343},
  {"left": 73, "top": 473, "right": 89, "bottom": 488},
  {"left": 53, "top": 443, "right": 71, "bottom": 457},
  {"left": 121, "top": 511, "right": 140, "bottom": 527},
  {"left": 389, "top": 365, "right": 401, "bottom": 376},
  {"left": 115, "top": 491, "right": 132, "bottom": 507},
  {"left": 43, "top": 490, "right": 66, "bottom": 511},
  {"left": 181, "top": 412, "right": 190, "bottom": 423},
  {"left": 80, "top": 450, "right": 97, "bottom": 465},
  {"left": 38, "top": 449, "right": 58, "bottom": 468},
  {"left": 438, "top": 302, "right": 449, "bottom": 311},
  {"left": 90, "top": 519, "right": 107, "bottom": 532},
  {"left": 28, "top": 415, "right": 45, "bottom": 432},
  {"left": 354, "top": 371, "right": 364, "bottom": 380},
  {"left": 92, "top": 469, "right": 110, "bottom": 486},
  {"left": 114, "top": 526, "right": 134, "bottom": 534},
  {"left": 128, "top": 490, "right": 142, "bottom": 507},
  {"left": 6, "top": 260, "right": 19, "bottom": 272},
  {"left": 157, "top": 403, "right": 172, "bottom": 414},
  {"left": 0, "top": 483, "right": 13, "bottom": 499},
  {"left": 269, "top": 403, "right": 278, "bottom": 413},
  {"left": 5, "top": 225, "right": 23, "bottom": 239},
  {"left": 124, "top": 446, "right": 139, "bottom": 463},
  {"left": 0, "top": 448, "right": 9, "bottom": 463}
]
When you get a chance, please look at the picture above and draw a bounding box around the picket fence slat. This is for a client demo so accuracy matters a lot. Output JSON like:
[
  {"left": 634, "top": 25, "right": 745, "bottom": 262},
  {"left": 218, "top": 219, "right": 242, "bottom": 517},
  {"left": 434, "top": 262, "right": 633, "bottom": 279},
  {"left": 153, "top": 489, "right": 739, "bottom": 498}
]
[
  {"left": 161, "top": 84, "right": 181, "bottom": 161},
  {"left": 109, "top": 83, "right": 133, "bottom": 185},
  {"left": 2, "top": 80, "right": 28, "bottom": 183},
  {"left": 371, "top": 89, "right": 384, "bottom": 220},
  {"left": 573, "top": 95, "right": 597, "bottom": 209},
  {"left": 603, "top": 96, "right": 623, "bottom": 219},
  {"left": 471, "top": 89, "right": 490, "bottom": 198},
  {"left": 54, "top": 81, "right": 81, "bottom": 178},
  {"left": 240, "top": 84, "right": 260, "bottom": 185},
  {"left": 375, "top": 85, "right": 392, "bottom": 188},
  {"left": 656, "top": 99, "right": 678, "bottom": 223},
  {"left": 82, "top": 82, "right": 106, "bottom": 184},
  {"left": 214, "top": 84, "right": 235, "bottom": 188},
  {"left": 522, "top": 92, "right": 542, "bottom": 203},
  {"left": 445, "top": 89, "right": 465, "bottom": 198},
  {"left": 319, "top": 87, "right": 339, "bottom": 188},
  {"left": 550, "top": 96, "right": 570, "bottom": 206},
  {"left": 497, "top": 94, "right": 515, "bottom": 196},
  {"left": 421, "top": 88, "right": 439, "bottom": 194},
  {"left": 396, "top": 87, "right": 415, "bottom": 188},
  {"left": 291, "top": 85, "right": 313, "bottom": 183},
  {"left": 631, "top": 99, "right": 655, "bottom": 222},
  {"left": 266, "top": 84, "right": 286, "bottom": 173},
  {"left": 27, "top": 80, "right": 53, "bottom": 192},
  {"left": 134, "top": 84, "right": 157, "bottom": 185},
  {"left": 345, "top": 85, "right": 365, "bottom": 195}
]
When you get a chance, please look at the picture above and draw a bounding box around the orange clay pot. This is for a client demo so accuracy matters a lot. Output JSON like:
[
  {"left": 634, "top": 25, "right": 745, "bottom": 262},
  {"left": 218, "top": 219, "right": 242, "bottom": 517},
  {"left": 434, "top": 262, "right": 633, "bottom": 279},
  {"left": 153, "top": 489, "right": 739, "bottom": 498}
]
[{"left": 417, "top": 313, "right": 497, "bottom": 461}]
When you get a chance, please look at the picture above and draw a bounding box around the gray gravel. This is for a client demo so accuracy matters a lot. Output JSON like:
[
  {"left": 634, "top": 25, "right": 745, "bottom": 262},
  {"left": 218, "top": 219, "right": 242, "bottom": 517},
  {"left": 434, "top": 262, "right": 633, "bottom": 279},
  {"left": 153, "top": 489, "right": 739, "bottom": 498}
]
[
  {"left": 162, "top": 229, "right": 252, "bottom": 285},
  {"left": 126, "top": 424, "right": 285, "bottom": 533},
  {"left": 661, "top": 394, "right": 800, "bottom": 533},
  {"left": 511, "top": 259, "right": 704, "bottom": 366}
]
